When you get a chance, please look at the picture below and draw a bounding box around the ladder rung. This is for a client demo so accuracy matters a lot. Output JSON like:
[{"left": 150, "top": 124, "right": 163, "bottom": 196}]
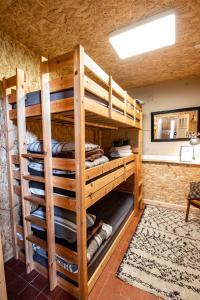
[
  {"left": 24, "top": 195, "right": 46, "bottom": 206},
  {"left": 23, "top": 174, "right": 45, "bottom": 183},
  {"left": 26, "top": 234, "right": 47, "bottom": 250},
  {"left": 56, "top": 263, "right": 78, "bottom": 282},
  {"left": 22, "top": 153, "right": 46, "bottom": 159},
  {"left": 25, "top": 215, "right": 47, "bottom": 229}
]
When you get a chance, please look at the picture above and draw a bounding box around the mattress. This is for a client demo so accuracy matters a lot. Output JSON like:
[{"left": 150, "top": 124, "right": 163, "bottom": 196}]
[
  {"left": 12, "top": 88, "right": 133, "bottom": 119},
  {"left": 33, "top": 190, "right": 134, "bottom": 279},
  {"left": 12, "top": 88, "right": 108, "bottom": 108}
]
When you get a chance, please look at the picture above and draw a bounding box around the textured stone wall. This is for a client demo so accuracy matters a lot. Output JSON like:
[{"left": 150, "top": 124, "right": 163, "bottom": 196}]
[
  {"left": 143, "top": 162, "right": 200, "bottom": 206},
  {"left": 0, "top": 30, "right": 40, "bottom": 260}
]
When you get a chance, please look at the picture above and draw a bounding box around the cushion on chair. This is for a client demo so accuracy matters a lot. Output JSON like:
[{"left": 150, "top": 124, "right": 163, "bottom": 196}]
[{"left": 188, "top": 181, "right": 200, "bottom": 200}]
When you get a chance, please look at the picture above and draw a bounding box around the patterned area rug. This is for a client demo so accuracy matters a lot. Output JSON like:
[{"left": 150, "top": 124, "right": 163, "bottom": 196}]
[{"left": 117, "top": 206, "right": 200, "bottom": 300}]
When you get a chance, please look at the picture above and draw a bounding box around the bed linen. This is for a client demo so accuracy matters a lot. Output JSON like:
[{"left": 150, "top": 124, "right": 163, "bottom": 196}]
[{"left": 33, "top": 191, "right": 134, "bottom": 279}]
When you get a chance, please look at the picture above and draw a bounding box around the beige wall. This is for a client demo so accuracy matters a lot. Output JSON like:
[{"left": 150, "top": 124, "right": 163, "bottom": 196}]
[
  {"left": 130, "top": 78, "right": 200, "bottom": 207},
  {"left": 130, "top": 78, "right": 200, "bottom": 157},
  {"left": 0, "top": 30, "right": 40, "bottom": 260}
]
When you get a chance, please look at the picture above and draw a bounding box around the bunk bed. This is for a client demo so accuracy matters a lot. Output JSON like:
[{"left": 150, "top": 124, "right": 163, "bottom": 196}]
[{"left": 3, "top": 45, "right": 143, "bottom": 300}]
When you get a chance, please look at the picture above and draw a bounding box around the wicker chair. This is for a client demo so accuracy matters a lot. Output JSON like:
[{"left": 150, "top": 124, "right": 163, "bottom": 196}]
[{"left": 185, "top": 182, "right": 200, "bottom": 222}]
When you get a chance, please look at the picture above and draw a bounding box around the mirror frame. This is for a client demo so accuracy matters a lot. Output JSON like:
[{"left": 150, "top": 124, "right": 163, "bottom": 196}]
[{"left": 151, "top": 106, "right": 200, "bottom": 142}]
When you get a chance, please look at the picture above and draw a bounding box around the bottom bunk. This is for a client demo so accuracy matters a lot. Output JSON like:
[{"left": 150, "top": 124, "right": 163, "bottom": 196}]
[{"left": 16, "top": 190, "right": 134, "bottom": 294}]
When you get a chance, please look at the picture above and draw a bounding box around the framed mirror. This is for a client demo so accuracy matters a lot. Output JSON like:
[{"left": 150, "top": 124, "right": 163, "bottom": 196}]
[{"left": 151, "top": 107, "right": 200, "bottom": 142}]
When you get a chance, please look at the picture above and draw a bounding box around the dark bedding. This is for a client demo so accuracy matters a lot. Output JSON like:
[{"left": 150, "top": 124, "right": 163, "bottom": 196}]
[
  {"left": 33, "top": 190, "right": 134, "bottom": 279},
  {"left": 12, "top": 88, "right": 108, "bottom": 109}
]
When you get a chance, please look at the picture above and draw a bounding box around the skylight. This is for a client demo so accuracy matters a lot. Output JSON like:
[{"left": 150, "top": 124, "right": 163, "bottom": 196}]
[{"left": 109, "top": 10, "right": 176, "bottom": 59}]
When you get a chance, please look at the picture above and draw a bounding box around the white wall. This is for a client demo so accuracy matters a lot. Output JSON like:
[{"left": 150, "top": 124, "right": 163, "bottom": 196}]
[{"left": 130, "top": 78, "right": 200, "bottom": 157}]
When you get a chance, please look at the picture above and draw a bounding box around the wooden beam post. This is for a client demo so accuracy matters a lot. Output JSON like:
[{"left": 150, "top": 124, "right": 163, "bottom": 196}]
[
  {"left": 40, "top": 60, "right": 57, "bottom": 290},
  {"left": 74, "top": 45, "right": 88, "bottom": 300},
  {"left": 16, "top": 68, "right": 34, "bottom": 272},
  {"left": 0, "top": 234, "right": 7, "bottom": 300},
  {"left": 2, "top": 77, "right": 18, "bottom": 259}
]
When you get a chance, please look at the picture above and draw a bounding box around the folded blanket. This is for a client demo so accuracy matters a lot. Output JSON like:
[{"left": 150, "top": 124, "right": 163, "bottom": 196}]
[
  {"left": 109, "top": 145, "right": 133, "bottom": 158},
  {"left": 27, "top": 140, "right": 100, "bottom": 156},
  {"left": 32, "top": 222, "right": 112, "bottom": 274},
  {"left": 28, "top": 156, "right": 109, "bottom": 178},
  {"left": 31, "top": 206, "right": 96, "bottom": 243}
]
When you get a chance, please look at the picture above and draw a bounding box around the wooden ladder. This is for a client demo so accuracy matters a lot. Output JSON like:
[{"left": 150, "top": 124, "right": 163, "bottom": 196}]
[{"left": 16, "top": 66, "right": 57, "bottom": 290}]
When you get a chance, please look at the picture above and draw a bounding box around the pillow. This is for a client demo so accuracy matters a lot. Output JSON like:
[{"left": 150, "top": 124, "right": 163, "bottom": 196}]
[
  {"left": 188, "top": 182, "right": 200, "bottom": 200},
  {"left": 31, "top": 206, "right": 96, "bottom": 243}
]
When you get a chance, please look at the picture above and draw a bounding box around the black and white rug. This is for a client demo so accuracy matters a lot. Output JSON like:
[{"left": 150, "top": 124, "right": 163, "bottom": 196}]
[{"left": 117, "top": 206, "right": 200, "bottom": 300}]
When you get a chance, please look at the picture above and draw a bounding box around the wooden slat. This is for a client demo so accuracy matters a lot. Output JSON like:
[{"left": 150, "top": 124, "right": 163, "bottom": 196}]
[
  {"left": 27, "top": 234, "right": 78, "bottom": 265},
  {"left": 84, "top": 75, "right": 109, "bottom": 102},
  {"left": 84, "top": 96, "right": 109, "bottom": 118},
  {"left": 6, "top": 75, "right": 16, "bottom": 88},
  {"left": 41, "top": 59, "right": 57, "bottom": 290},
  {"left": 11, "top": 155, "right": 20, "bottom": 165},
  {"left": 23, "top": 174, "right": 45, "bottom": 183},
  {"left": 55, "top": 243, "right": 78, "bottom": 264},
  {"left": 49, "top": 74, "right": 73, "bottom": 92},
  {"left": 85, "top": 168, "right": 134, "bottom": 208},
  {"left": 53, "top": 176, "right": 76, "bottom": 191},
  {"left": 11, "top": 155, "right": 76, "bottom": 172},
  {"left": 85, "top": 166, "right": 126, "bottom": 196},
  {"left": 47, "top": 51, "right": 74, "bottom": 72},
  {"left": 74, "top": 45, "right": 88, "bottom": 300},
  {"left": 84, "top": 52, "right": 109, "bottom": 85},
  {"left": 52, "top": 158, "right": 75, "bottom": 171},
  {"left": 16, "top": 68, "right": 34, "bottom": 273},
  {"left": 0, "top": 235, "right": 8, "bottom": 300},
  {"left": 24, "top": 195, "right": 46, "bottom": 206},
  {"left": 3, "top": 77, "right": 18, "bottom": 259},
  {"left": 53, "top": 194, "right": 76, "bottom": 212},
  {"left": 13, "top": 185, "right": 21, "bottom": 196},
  {"left": 22, "top": 153, "right": 45, "bottom": 159},
  {"left": 9, "top": 98, "right": 74, "bottom": 120},
  {"left": 26, "top": 234, "right": 47, "bottom": 250},
  {"left": 13, "top": 170, "right": 20, "bottom": 180},
  {"left": 85, "top": 155, "right": 135, "bottom": 181},
  {"left": 57, "top": 276, "right": 79, "bottom": 299},
  {"left": 8, "top": 89, "right": 16, "bottom": 104},
  {"left": 56, "top": 263, "right": 78, "bottom": 282},
  {"left": 25, "top": 215, "right": 47, "bottom": 229}
]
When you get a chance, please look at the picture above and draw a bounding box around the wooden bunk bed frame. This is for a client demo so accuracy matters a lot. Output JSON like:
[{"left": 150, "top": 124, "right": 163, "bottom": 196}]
[{"left": 3, "top": 45, "right": 143, "bottom": 300}]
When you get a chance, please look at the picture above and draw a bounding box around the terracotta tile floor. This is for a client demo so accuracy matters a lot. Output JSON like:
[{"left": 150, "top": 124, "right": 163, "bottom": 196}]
[{"left": 5, "top": 210, "right": 164, "bottom": 299}]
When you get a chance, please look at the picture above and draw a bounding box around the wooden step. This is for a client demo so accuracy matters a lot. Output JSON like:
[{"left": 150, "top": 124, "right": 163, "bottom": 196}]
[
  {"left": 27, "top": 234, "right": 78, "bottom": 264},
  {"left": 25, "top": 215, "right": 47, "bottom": 229},
  {"left": 23, "top": 174, "right": 45, "bottom": 183},
  {"left": 22, "top": 153, "right": 46, "bottom": 159},
  {"left": 24, "top": 195, "right": 46, "bottom": 206},
  {"left": 26, "top": 234, "right": 47, "bottom": 250},
  {"left": 56, "top": 263, "right": 78, "bottom": 282}
]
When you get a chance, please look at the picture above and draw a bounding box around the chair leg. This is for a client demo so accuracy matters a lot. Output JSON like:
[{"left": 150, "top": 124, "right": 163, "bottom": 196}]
[{"left": 185, "top": 201, "right": 190, "bottom": 222}]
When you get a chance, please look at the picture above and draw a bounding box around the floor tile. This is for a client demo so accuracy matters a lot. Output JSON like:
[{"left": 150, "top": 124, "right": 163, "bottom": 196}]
[
  {"left": 6, "top": 276, "right": 28, "bottom": 299},
  {"left": 35, "top": 292, "right": 50, "bottom": 300},
  {"left": 11, "top": 261, "right": 26, "bottom": 275},
  {"left": 15, "top": 285, "right": 39, "bottom": 300},
  {"left": 30, "top": 273, "right": 48, "bottom": 291},
  {"left": 20, "top": 269, "right": 39, "bottom": 283},
  {"left": 43, "top": 285, "right": 63, "bottom": 299},
  {"left": 4, "top": 267, "right": 19, "bottom": 285}
]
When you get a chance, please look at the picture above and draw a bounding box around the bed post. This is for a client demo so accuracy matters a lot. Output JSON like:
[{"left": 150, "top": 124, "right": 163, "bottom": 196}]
[
  {"left": 40, "top": 59, "right": 57, "bottom": 290},
  {"left": 74, "top": 45, "right": 88, "bottom": 300},
  {"left": 2, "top": 76, "right": 18, "bottom": 260}
]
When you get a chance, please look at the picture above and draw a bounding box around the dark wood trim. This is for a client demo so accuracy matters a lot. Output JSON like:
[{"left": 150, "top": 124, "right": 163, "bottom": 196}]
[{"left": 151, "top": 106, "right": 200, "bottom": 142}]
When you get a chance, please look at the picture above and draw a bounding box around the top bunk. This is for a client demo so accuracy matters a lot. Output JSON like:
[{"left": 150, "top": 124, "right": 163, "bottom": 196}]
[{"left": 7, "top": 46, "right": 142, "bottom": 129}]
